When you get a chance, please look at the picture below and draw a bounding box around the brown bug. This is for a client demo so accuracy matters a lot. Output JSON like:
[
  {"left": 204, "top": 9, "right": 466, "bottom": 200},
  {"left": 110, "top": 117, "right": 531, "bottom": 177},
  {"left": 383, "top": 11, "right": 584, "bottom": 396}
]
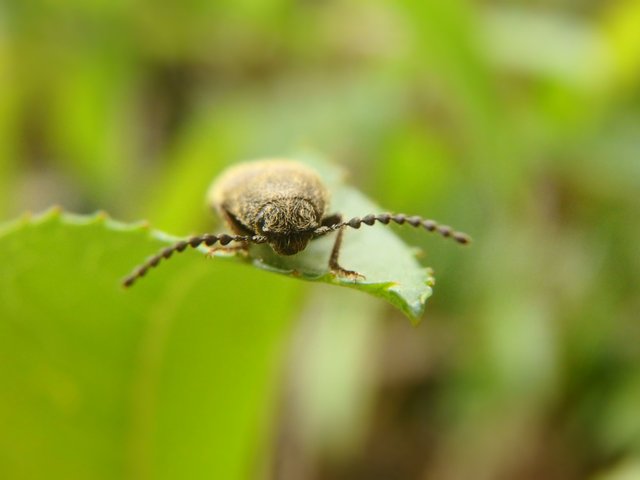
[{"left": 122, "top": 159, "right": 470, "bottom": 287}]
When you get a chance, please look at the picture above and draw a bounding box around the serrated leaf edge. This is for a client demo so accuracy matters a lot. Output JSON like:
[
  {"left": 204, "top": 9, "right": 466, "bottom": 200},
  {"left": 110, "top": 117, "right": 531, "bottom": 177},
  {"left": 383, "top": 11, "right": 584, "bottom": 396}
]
[{"left": 1, "top": 207, "right": 434, "bottom": 323}]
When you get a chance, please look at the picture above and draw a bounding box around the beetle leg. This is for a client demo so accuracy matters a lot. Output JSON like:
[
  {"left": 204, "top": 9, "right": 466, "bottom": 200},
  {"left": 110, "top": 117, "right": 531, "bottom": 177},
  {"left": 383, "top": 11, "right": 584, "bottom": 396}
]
[
  {"left": 328, "top": 225, "right": 365, "bottom": 281},
  {"left": 206, "top": 241, "right": 249, "bottom": 258}
]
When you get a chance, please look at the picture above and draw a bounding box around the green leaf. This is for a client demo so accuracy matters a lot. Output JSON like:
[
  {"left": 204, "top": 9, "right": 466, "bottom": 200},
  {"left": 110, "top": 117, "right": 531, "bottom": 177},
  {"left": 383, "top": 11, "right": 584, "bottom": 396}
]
[
  {"left": 0, "top": 208, "right": 303, "bottom": 480},
  {"left": 0, "top": 156, "right": 436, "bottom": 478}
]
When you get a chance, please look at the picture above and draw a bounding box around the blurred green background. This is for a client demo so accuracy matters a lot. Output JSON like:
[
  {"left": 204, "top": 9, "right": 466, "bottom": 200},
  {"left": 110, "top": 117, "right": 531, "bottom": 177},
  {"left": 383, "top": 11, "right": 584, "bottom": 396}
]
[{"left": 2, "top": 0, "right": 640, "bottom": 479}]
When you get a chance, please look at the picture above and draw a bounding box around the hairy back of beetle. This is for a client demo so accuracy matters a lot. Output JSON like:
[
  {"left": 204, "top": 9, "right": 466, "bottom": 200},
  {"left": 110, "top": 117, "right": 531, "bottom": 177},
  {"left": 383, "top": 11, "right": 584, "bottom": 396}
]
[{"left": 208, "top": 160, "right": 329, "bottom": 232}]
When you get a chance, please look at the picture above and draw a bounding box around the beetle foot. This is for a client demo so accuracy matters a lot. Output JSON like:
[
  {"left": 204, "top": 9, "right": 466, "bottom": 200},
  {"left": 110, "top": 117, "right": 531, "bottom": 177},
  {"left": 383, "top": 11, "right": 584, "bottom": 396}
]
[
  {"left": 206, "top": 245, "right": 249, "bottom": 258},
  {"left": 331, "top": 267, "right": 365, "bottom": 282}
]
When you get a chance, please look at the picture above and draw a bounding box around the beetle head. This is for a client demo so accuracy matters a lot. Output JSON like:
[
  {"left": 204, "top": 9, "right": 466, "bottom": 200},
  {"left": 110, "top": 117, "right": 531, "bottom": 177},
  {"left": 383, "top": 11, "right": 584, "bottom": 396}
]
[{"left": 256, "top": 198, "right": 320, "bottom": 255}]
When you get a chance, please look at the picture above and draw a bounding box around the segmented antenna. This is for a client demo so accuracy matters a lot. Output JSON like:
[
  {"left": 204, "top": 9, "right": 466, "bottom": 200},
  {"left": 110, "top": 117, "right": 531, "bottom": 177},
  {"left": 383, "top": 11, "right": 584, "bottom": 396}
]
[
  {"left": 314, "top": 213, "right": 471, "bottom": 245},
  {"left": 122, "top": 233, "right": 266, "bottom": 288}
]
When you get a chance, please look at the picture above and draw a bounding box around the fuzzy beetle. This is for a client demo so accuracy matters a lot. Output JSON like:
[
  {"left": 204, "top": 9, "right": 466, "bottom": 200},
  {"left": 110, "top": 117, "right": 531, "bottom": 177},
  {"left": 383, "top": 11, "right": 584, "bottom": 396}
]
[{"left": 122, "top": 159, "right": 470, "bottom": 287}]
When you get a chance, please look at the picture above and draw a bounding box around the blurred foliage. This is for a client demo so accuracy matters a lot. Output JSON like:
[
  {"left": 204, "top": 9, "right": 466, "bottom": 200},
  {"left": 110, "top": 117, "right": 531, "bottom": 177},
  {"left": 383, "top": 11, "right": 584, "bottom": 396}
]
[{"left": 1, "top": 0, "right": 639, "bottom": 479}]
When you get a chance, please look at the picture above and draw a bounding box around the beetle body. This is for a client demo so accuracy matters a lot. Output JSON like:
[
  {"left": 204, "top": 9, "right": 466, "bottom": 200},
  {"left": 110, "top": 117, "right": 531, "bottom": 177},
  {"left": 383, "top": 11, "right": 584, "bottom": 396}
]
[
  {"left": 208, "top": 160, "right": 328, "bottom": 255},
  {"left": 122, "top": 158, "right": 471, "bottom": 288}
]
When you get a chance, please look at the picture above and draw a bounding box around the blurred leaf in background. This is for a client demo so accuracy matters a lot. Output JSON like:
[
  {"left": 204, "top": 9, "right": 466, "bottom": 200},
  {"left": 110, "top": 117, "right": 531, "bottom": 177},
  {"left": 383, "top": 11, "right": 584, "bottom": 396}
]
[{"left": 1, "top": 0, "right": 639, "bottom": 479}]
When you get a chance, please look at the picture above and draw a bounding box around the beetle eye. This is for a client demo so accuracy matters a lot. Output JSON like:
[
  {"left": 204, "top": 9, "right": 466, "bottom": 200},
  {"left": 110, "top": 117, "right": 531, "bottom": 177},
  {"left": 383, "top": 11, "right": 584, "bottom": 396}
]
[{"left": 257, "top": 217, "right": 269, "bottom": 233}]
